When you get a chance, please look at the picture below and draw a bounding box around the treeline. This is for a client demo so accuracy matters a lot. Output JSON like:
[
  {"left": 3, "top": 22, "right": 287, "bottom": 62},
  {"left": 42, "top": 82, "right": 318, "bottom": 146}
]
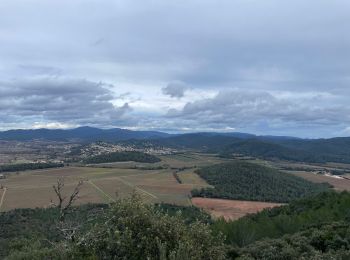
[
  {"left": 212, "top": 191, "right": 350, "bottom": 258},
  {"left": 192, "top": 161, "right": 330, "bottom": 203},
  {"left": 0, "top": 162, "right": 64, "bottom": 173},
  {"left": 83, "top": 151, "right": 161, "bottom": 164}
]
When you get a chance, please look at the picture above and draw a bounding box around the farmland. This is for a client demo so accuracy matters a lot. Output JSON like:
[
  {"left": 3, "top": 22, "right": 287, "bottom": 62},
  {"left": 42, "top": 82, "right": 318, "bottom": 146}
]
[
  {"left": 191, "top": 197, "right": 284, "bottom": 220},
  {"left": 2, "top": 150, "right": 350, "bottom": 220},
  {"left": 0, "top": 153, "right": 222, "bottom": 212},
  {"left": 289, "top": 171, "right": 350, "bottom": 191}
]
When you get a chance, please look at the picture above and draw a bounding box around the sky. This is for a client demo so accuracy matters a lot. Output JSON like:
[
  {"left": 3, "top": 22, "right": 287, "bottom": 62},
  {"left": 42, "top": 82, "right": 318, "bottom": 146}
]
[{"left": 0, "top": 0, "right": 349, "bottom": 138}]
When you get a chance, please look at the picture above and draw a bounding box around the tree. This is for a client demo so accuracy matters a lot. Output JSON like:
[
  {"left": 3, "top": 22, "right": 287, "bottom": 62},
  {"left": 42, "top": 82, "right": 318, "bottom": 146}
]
[{"left": 51, "top": 178, "right": 84, "bottom": 222}]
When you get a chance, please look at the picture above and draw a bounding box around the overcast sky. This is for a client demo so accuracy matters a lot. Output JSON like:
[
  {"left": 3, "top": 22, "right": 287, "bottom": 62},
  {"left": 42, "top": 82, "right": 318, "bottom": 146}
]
[{"left": 0, "top": 0, "right": 349, "bottom": 137}]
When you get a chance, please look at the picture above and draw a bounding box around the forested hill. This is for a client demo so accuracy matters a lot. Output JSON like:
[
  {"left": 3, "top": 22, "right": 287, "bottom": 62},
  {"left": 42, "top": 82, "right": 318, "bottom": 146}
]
[
  {"left": 2, "top": 126, "right": 350, "bottom": 163},
  {"left": 192, "top": 161, "right": 330, "bottom": 203},
  {"left": 145, "top": 134, "right": 350, "bottom": 163},
  {"left": 220, "top": 138, "right": 350, "bottom": 163}
]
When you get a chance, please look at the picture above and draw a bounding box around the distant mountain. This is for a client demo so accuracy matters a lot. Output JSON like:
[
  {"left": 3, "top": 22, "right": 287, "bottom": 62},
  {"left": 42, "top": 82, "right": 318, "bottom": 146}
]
[
  {"left": 0, "top": 126, "right": 170, "bottom": 142},
  {"left": 2, "top": 127, "right": 350, "bottom": 164},
  {"left": 146, "top": 133, "right": 350, "bottom": 163}
]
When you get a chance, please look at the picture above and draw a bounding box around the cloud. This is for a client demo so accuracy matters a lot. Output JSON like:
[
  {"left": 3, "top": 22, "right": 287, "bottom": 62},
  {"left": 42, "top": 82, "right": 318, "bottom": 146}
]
[
  {"left": 164, "top": 89, "right": 350, "bottom": 136},
  {"left": 32, "top": 122, "right": 75, "bottom": 129},
  {"left": 0, "top": 0, "right": 349, "bottom": 137},
  {"left": 0, "top": 76, "right": 132, "bottom": 127},
  {"left": 162, "top": 82, "right": 188, "bottom": 98}
]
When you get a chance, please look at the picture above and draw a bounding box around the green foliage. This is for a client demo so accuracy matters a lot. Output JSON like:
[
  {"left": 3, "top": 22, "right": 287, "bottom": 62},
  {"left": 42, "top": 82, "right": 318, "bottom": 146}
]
[
  {"left": 1, "top": 196, "right": 225, "bottom": 259},
  {"left": 4, "top": 239, "right": 70, "bottom": 260},
  {"left": 0, "top": 204, "right": 107, "bottom": 258},
  {"left": 192, "top": 161, "right": 330, "bottom": 203},
  {"left": 0, "top": 162, "right": 64, "bottom": 173},
  {"left": 70, "top": 194, "right": 225, "bottom": 260},
  {"left": 212, "top": 191, "right": 350, "bottom": 248},
  {"left": 156, "top": 203, "right": 212, "bottom": 224},
  {"left": 237, "top": 222, "right": 350, "bottom": 259},
  {"left": 83, "top": 151, "right": 161, "bottom": 164}
]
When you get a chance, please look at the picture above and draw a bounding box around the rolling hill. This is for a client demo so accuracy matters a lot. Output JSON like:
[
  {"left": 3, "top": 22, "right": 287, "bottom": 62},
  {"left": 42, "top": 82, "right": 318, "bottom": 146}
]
[
  {"left": 0, "top": 126, "right": 170, "bottom": 142},
  {"left": 192, "top": 161, "right": 330, "bottom": 202}
]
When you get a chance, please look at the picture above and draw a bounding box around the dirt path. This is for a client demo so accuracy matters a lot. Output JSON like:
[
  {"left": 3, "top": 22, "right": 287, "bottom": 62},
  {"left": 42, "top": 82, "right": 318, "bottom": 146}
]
[
  {"left": 116, "top": 177, "right": 158, "bottom": 199},
  {"left": 0, "top": 188, "right": 7, "bottom": 211},
  {"left": 88, "top": 180, "right": 116, "bottom": 203}
]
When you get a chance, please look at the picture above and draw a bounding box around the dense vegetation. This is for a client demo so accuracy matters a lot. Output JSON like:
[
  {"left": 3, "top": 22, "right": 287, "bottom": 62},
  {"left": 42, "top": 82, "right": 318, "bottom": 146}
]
[
  {"left": 0, "top": 162, "right": 64, "bottom": 173},
  {"left": 219, "top": 139, "right": 315, "bottom": 162},
  {"left": 2, "top": 191, "right": 350, "bottom": 259},
  {"left": 0, "top": 204, "right": 108, "bottom": 258},
  {"left": 237, "top": 222, "right": 350, "bottom": 259},
  {"left": 212, "top": 191, "right": 350, "bottom": 248},
  {"left": 192, "top": 161, "right": 330, "bottom": 203},
  {"left": 156, "top": 203, "right": 212, "bottom": 224},
  {"left": 83, "top": 151, "right": 161, "bottom": 164},
  {"left": 1, "top": 195, "right": 225, "bottom": 260}
]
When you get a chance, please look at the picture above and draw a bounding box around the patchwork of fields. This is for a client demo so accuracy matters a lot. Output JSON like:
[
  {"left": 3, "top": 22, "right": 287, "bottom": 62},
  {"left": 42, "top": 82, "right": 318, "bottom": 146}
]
[
  {"left": 0, "top": 153, "right": 218, "bottom": 212},
  {"left": 2, "top": 152, "right": 350, "bottom": 221}
]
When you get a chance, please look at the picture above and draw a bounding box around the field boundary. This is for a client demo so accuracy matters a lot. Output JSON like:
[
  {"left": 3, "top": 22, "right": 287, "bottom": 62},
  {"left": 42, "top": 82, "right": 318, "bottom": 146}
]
[
  {"left": 0, "top": 188, "right": 7, "bottom": 211},
  {"left": 117, "top": 177, "right": 158, "bottom": 199},
  {"left": 88, "top": 180, "right": 116, "bottom": 203}
]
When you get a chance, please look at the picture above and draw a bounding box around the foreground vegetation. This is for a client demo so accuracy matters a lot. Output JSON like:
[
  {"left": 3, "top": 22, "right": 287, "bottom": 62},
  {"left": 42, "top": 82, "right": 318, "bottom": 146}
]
[
  {"left": 83, "top": 151, "right": 161, "bottom": 164},
  {"left": 192, "top": 161, "right": 330, "bottom": 203},
  {"left": 1, "top": 195, "right": 224, "bottom": 260},
  {"left": 2, "top": 191, "right": 350, "bottom": 259},
  {"left": 213, "top": 191, "right": 350, "bottom": 259},
  {"left": 237, "top": 222, "right": 350, "bottom": 259}
]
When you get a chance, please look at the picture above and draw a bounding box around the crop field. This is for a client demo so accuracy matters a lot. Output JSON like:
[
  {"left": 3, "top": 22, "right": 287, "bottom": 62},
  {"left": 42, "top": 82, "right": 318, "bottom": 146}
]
[
  {"left": 0, "top": 153, "right": 225, "bottom": 212},
  {"left": 289, "top": 171, "right": 350, "bottom": 191},
  {"left": 5, "top": 152, "right": 341, "bottom": 221},
  {"left": 192, "top": 197, "right": 284, "bottom": 220},
  {"left": 159, "top": 153, "right": 228, "bottom": 168}
]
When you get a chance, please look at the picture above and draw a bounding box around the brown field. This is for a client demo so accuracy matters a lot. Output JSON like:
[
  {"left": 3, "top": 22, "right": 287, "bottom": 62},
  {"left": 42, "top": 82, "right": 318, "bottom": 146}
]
[
  {"left": 0, "top": 153, "right": 221, "bottom": 211},
  {"left": 289, "top": 171, "right": 350, "bottom": 191},
  {"left": 192, "top": 197, "right": 284, "bottom": 220}
]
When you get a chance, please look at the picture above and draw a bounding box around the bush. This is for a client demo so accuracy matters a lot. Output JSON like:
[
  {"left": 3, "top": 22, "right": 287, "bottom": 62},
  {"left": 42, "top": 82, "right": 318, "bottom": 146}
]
[{"left": 71, "top": 193, "right": 226, "bottom": 259}]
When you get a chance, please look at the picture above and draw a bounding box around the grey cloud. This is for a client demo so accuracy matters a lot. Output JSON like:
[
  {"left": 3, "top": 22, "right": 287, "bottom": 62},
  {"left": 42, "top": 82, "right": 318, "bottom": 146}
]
[
  {"left": 0, "top": 0, "right": 349, "bottom": 136},
  {"left": 162, "top": 82, "right": 188, "bottom": 98},
  {"left": 0, "top": 77, "right": 131, "bottom": 126},
  {"left": 165, "top": 89, "right": 350, "bottom": 136}
]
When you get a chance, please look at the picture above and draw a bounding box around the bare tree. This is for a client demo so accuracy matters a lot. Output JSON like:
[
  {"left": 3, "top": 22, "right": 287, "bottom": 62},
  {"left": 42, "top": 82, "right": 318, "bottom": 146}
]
[{"left": 51, "top": 178, "right": 84, "bottom": 222}]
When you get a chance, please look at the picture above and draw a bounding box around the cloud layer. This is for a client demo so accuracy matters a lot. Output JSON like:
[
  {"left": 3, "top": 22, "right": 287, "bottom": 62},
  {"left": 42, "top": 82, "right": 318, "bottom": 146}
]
[
  {"left": 0, "top": 0, "right": 349, "bottom": 137},
  {"left": 0, "top": 77, "right": 130, "bottom": 128}
]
